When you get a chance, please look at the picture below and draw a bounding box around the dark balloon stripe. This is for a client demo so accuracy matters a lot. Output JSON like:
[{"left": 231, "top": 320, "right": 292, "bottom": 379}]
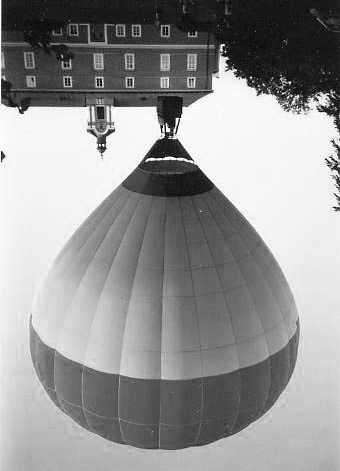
[
  {"left": 120, "top": 421, "right": 159, "bottom": 449},
  {"left": 54, "top": 351, "right": 84, "bottom": 406},
  {"left": 263, "top": 337, "right": 291, "bottom": 411},
  {"left": 32, "top": 326, "right": 56, "bottom": 390},
  {"left": 30, "top": 318, "right": 299, "bottom": 449},
  {"left": 43, "top": 384, "right": 62, "bottom": 409},
  {"left": 122, "top": 138, "right": 214, "bottom": 196},
  {"left": 122, "top": 166, "right": 214, "bottom": 197},
  {"left": 118, "top": 376, "right": 160, "bottom": 424},
  {"left": 160, "top": 423, "right": 200, "bottom": 450},
  {"left": 238, "top": 357, "right": 272, "bottom": 411},
  {"left": 82, "top": 366, "right": 119, "bottom": 418},
  {"left": 289, "top": 324, "right": 300, "bottom": 373},
  {"left": 160, "top": 378, "right": 202, "bottom": 426},
  {"left": 196, "top": 418, "right": 235, "bottom": 446},
  {"left": 83, "top": 411, "right": 125, "bottom": 444},
  {"left": 58, "top": 398, "right": 91, "bottom": 430}
]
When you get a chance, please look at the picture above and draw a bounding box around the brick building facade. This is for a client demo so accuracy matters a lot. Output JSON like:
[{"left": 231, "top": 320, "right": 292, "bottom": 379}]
[
  {"left": 2, "top": 23, "right": 220, "bottom": 108},
  {"left": 2, "top": 21, "right": 220, "bottom": 153}
]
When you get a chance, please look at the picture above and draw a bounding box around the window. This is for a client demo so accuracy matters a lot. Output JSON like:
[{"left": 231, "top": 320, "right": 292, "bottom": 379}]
[
  {"left": 24, "top": 52, "right": 35, "bottom": 69},
  {"left": 61, "top": 59, "right": 72, "bottom": 70},
  {"left": 131, "top": 24, "right": 142, "bottom": 37},
  {"left": 52, "top": 28, "right": 62, "bottom": 36},
  {"left": 160, "top": 54, "right": 170, "bottom": 71},
  {"left": 188, "top": 31, "right": 198, "bottom": 38},
  {"left": 160, "top": 25, "right": 170, "bottom": 37},
  {"left": 125, "top": 77, "right": 134, "bottom": 88},
  {"left": 93, "top": 53, "right": 104, "bottom": 70},
  {"left": 63, "top": 76, "right": 72, "bottom": 87},
  {"left": 124, "top": 53, "right": 135, "bottom": 70},
  {"left": 187, "top": 54, "right": 197, "bottom": 71},
  {"left": 96, "top": 106, "right": 105, "bottom": 119},
  {"left": 26, "top": 75, "right": 36, "bottom": 87},
  {"left": 187, "top": 77, "right": 196, "bottom": 88},
  {"left": 96, "top": 98, "right": 105, "bottom": 105},
  {"left": 1, "top": 52, "right": 4, "bottom": 69},
  {"left": 116, "top": 24, "right": 126, "bottom": 37},
  {"left": 160, "top": 77, "right": 169, "bottom": 89},
  {"left": 95, "top": 77, "right": 104, "bottom": 88},
  {"left": 68, "top": 24, "right": 79, "bottom": 36}
]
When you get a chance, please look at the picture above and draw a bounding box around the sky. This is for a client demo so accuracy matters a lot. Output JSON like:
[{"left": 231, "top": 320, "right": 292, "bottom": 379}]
[{"left": 1, "top": 67, "right": 340, "bottom": 471}]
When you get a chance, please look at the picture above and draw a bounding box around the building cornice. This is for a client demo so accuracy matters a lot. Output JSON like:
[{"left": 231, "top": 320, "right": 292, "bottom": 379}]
[
  {"left": 2, "top": 42, "right": 217, "bottom": 50},
  {"left": 8, "top": 89, "right": 212, "bottom": 93}
]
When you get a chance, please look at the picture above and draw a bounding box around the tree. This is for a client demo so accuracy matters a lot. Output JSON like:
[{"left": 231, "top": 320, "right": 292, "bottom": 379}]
[
  {"left": 1, "top": 79, "right": 31, "bottom": 114},
  {"left": 218, "top": 0, "right": 340, "bottom": 210},
  {"left": 50, "top": 44, "right": 74, "bottom": 62},
  {"left": 23, "top": 20, "right": 74, "bottom": 62},
  {"left": 325, "top": 137, "right": 340, "bottom": 211},
  {"left": 323, "top": 92, "right": 340, "bottom": 211},
  {"left": 218, "top": 0, "right": 340, "bottom": 114},
  {"left": 318, "top": 91, "right": 340, "bottom": 130},
  {"left": 18, "top": 97, "right": 32, "bottom": 114}
]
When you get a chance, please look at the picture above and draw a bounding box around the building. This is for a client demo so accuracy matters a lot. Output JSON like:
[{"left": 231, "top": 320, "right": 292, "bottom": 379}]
[{"left": 2, "top": 22, "right": 220, "bottom": 153}]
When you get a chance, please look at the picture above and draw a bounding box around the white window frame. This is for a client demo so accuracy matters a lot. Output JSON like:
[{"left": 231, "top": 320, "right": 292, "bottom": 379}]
[
  {"left": 160, "top": 54, "right": 170, "bottom": 71},
  {"left": 61, "top": 59, "right": 72, "bottom": 70},
  {"left": 187, "top": 77, "right": 196, "bottom": 88},
  {"left": 24, "top": 52, "right": 35, "bottom": 69},
  {"left": 160, "top": 25, "right": 170, "bottom": 37},
  {"left": 160, "top": 77, "right": 169, "bottom": 89},
  {"left": 52, "top": 27, "right": 63, "bottom": 36},
  {"left": 63, "top": 76, "right": 73, "bottom": 88},
  {"left": 187, "top": 54, "right": 197, "bottom": 71},
  {"left": 68, "top": 24, "right": 79, "bottom": 36},
  {"left": 187, "top": 31, "right": 198, "bottom": 38},
  {"left": 124, "top": 53, "right": 135, "bottom": 71},
  {"left": 116, "top": 24, "right": 126, "bottom": 37},
  {"left": 93, "top": 53, "right": 104, "bottom": 70},
  {"left": 131, "top": 24, "right": 142, "bottom": 37},
  {"left": 26, "top": 75, "right": 36, "bottom": 88},
  {"left": 95, "top": 76, "right": 104, "bottom": 88},
  {"left": 125, "top": 77, "right": 135, "bottom": 88}
]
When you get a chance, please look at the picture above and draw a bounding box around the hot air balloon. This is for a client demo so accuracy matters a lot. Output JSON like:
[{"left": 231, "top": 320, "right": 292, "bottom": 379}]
[{"left": 30, "top": 138, "right": 299, "bottom": 450}]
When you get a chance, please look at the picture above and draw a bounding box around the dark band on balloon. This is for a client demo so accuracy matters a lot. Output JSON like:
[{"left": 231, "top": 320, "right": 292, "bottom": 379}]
[
  {"left": 122, "top": 166, "right": 214, "bottom": 197},
  {"left": 122, "top": 138, "right": 214, "bottom": 196},
  {"left": 30, "top": 318, "right": 299, "bottom": 449}
]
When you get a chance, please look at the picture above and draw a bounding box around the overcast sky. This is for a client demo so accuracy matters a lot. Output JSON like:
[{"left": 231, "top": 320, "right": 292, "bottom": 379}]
[{"left": 1, "top": 68, "right": 339, "bottom": 471}]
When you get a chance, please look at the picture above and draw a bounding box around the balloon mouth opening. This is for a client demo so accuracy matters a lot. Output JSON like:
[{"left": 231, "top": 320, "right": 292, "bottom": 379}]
[
  {"left": 137, "top": 139, "right": 199, "bottom": 175},
  {"left": 144, "top": 155, "right": 196, "bottom": 165},
  {"left": 140, "top": 157, "right": 198, "bottom": 174}
]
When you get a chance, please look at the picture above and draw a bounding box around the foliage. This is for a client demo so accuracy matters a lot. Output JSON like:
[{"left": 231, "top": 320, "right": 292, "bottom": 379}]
[
  {"left": 218, "top": 0, "right": 340, "bottom": 210},
  {"left": 218, "top": 0, "right": 340, "bottom": 114},
  {"left": 23, "top": 20, "right": 74, "bottom": 62},
  {"left": 1, "top": 79, "right": 31, "bottom": 114},
  {"left": 323, "top": 92, "right": 340, "bottom": 210},
  {"left": 49, "top": 44, "right": 74, "bottom": 62},
  {"left": 325, "top": 138, "right": 340, "bottom": 211},
  {"left": 318, "top": 91, "right": 340, "bottom": 129}
]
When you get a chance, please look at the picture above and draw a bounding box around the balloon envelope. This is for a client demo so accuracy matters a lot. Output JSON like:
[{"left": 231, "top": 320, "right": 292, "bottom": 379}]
[{"left": 30, "top": 138, "right": 299, "bottom": 449}]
